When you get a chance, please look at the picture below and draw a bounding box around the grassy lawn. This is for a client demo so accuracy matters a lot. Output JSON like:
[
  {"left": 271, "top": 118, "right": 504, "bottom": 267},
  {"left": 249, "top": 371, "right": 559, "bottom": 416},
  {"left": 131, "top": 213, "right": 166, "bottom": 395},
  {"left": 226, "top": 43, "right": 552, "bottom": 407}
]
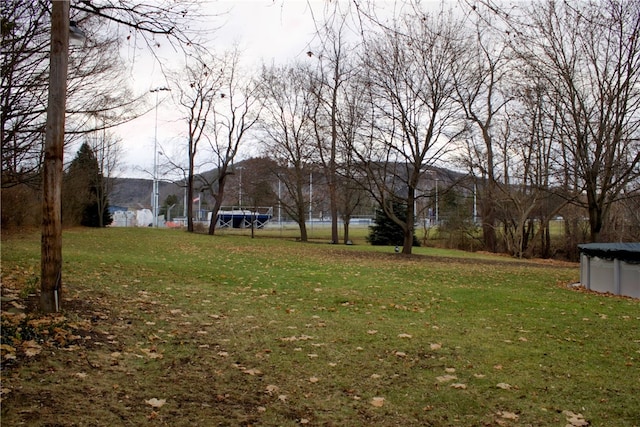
[{"left": 1, "top": 228, "right": 638, "bottom": 426}]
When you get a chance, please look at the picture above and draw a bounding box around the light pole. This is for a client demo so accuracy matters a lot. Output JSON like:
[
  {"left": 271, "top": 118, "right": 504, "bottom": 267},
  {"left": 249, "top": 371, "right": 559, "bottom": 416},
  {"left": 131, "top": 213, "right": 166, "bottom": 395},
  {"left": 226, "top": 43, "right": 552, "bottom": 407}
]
[
  {"left": 435, "top": 178, "right": 439, "bottom": 226},
  {"left": 238, "top": 166, "right": 244, "bottom": 207},
  {"left": 150, "top": 86, "right": 170, "bottom": 227}
]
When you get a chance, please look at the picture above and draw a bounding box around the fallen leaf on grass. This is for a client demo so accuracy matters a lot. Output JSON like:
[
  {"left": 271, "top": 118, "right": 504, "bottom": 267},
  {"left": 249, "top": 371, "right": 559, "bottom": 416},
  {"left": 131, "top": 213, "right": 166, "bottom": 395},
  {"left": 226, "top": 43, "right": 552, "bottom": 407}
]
[
  {"left": 563, "top": 410, "right": 589, "bottom": 426},
  {"left": 22, "top": 340, "right": 42, "bottom": 357},
  {"left": 398, "top": 333, "right": 412, "bottom": 339},
  {"left": 436, "top": 374, "right": 457, "bottom": 383},
  {"left": 1, "top": 344, "right": 16, "bottom": 360},
  {"left": 497, "top": 411, "right": 519, "bottom": 420},
  {"left": 244, "top": 368, "right": 263, "bottom": 376},
  {"left": 496, "top": 383, "right": 513, "bottom": 390},
  {"left": 430, "top": 343, "right": 442, "bottom": 350},
  {"left": 280, "top": 334, "right": 314, "bottom": 342},
  {"left": 140, "top": 348, "right": 163, "bottom": 359},
  {"left": 145, "top": 398, "right": 167, "bottom": 408},
  {"left": 450, "top": 383, "right": 467, "bottom": 389},
  {"left": 367, "top": 330, "right": 378, "bottom": 335},
  {"left": 265, "top": 384, "right": 279, "bottom": 395},
  {"left": 371, "top": 397, "right": 385, "bottom": 407},
  {"left": 74, "top": 372, "right": 88, "bottom": 379},
  {"left": 309, "top": 377, "right": 319, "bottom": 383}
]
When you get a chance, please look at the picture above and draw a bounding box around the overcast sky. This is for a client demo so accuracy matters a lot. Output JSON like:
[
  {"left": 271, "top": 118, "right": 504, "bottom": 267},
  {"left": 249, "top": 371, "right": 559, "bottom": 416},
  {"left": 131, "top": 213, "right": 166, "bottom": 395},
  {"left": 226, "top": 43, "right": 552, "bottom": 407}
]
[{"left": 113, "top": 0, "right": 329, "bottom": 179}]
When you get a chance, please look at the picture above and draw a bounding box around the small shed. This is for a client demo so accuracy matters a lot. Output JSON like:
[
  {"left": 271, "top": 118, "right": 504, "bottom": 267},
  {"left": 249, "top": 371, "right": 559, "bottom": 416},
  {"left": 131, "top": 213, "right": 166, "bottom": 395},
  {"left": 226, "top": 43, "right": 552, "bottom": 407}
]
[{"left": 578, "top": 243, "right": 640, "bottom": 298}]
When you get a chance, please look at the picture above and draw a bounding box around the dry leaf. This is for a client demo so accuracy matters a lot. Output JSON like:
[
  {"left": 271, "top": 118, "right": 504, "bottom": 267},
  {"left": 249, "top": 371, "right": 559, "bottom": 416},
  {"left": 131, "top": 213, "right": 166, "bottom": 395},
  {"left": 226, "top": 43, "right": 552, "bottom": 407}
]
[
  {"left": 496, "top": 383, "right": 512, "bottom": 390},
  {"left": 140, "top": 348, "right": 163, "bottom": 359},
  {"left": 395, "top": 351, "right": 407, "bottom": 357},
  {"left": 498, "top": 411, "right": 519, "bottom": 420},
  {"left": 450, "top": 383, "right": 467, "bottom": 389},
  {"left": 23, "top": 341, "right": 42, "bottom": 357},
  {"left": 445, "top": 367, "right": 456, "bottom": 373},
  {"left": 398, "top": 333, "right": 412, "bottom": 339},
  {"left": 145, "top": 398, "right": 167, "bottom": 408},
  {"left": 367, "top": 330, "right": 378, "bottom": 335},
  {"left": 563, "top": 410, "right": 589, "bottom": 426},
  {"left": 436, "top": 374, "right": 457, "bottom": 383},
  {"left": 1, "top": 344, "right": 16, "bottom": 353},
  {"left": 244, "top": 368, "right": 262, "bottom": 376},
  {"left": 371, "top": 397, "right": 385, "bottom": 407},
  {"left": 309, "top": 377, "right": 319, "bottom": 383},
  {"left": 430, "top": 343, "right": 442, "bottom": 350}
]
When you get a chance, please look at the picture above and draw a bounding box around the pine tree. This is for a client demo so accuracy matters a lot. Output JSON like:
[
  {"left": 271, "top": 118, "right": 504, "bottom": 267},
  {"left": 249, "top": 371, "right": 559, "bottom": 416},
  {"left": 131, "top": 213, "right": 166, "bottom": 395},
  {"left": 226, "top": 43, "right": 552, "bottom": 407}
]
[
  {"left": 367, "top": 202, "right": 419, "bottom": 247},
  {"left": 62, "top": 143, "right": 112, "bottom": 227}
]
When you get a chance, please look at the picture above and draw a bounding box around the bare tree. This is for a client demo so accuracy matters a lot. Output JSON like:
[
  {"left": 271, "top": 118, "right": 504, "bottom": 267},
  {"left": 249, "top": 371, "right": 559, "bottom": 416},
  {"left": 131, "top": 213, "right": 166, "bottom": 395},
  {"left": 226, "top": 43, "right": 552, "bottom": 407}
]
[
  {"left": 307, "top": 1, "right": 360, "bottom": 244},
  {"left": 172, "top": 54, "right": 223, "bottom": 232},
  {"left": 88, "top": 117, "right": 122, "bottom": 227},
  {"left": 510, "top": 0, "right": 640, "bottom": 242},
  {"left": 354, "top": 7, "right": 464, "bottom": 254},
  {"left": 335, "top": 74, "right": 371, "bottom": 244},
  {"left": 257, "top": 64, "right": 316, "bottom": 242},
  {"left": 203, "top": 49, "right": 260, "bottom": 235},
  {"left": 452, "top": 10, "right": 511, "bottom": 253}
]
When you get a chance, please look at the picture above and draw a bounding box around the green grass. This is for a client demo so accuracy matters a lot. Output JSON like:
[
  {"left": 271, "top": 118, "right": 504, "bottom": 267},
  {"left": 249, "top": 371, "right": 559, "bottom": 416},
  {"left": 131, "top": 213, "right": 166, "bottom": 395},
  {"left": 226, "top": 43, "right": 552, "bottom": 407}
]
[{"left": 1, "top": 228, "right": 638, "bottom": 426}]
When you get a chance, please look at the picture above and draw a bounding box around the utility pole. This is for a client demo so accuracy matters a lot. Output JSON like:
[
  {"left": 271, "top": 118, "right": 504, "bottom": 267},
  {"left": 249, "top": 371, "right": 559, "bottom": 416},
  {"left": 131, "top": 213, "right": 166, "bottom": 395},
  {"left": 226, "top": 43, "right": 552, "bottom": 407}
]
[{"left": 41, "top": 0, "right": 69, "bottom": 313}]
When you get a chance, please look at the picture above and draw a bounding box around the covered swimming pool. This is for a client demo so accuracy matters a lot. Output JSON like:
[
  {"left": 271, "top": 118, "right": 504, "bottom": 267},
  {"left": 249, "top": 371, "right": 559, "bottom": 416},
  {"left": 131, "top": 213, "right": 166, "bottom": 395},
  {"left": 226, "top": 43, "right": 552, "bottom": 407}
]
[{"left": 578, "top": 243, "right": 640, "bottom": 298}]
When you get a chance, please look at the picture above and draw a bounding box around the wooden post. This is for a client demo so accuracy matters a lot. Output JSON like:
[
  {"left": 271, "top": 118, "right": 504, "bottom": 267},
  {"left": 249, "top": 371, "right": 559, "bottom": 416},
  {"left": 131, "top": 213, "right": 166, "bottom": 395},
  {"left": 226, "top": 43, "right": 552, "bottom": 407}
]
[{"left": 41, "top": 0, "right": 69, "bottom": 313}]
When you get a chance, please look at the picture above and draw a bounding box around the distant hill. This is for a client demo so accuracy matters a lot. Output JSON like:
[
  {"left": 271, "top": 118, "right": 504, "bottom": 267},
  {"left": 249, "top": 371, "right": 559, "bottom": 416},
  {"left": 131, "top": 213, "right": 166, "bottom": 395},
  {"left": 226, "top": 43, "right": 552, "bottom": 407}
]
[{"left": 109, "top": 178, "right": 184, "bottom": 210}]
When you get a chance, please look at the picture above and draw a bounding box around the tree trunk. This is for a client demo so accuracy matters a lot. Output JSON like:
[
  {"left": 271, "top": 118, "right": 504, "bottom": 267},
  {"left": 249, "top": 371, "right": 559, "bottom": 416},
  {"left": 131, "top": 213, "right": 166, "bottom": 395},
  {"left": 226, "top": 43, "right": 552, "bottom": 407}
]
[
  {"left": 208, "top": 174, "right": 227, "bottom": 235},
  {"left": 481, "top": 179, "right": 498, "bottom": 252},
  {"left": 587, "top": 198, "right": 603, "bottom": 243},
  {"left": 343, "top": 219, "right": 350, "bottom": 244},
  {"left": 401, "top": 200, "right": 415, "bottom": 254},
  {"left": 41, "top": 0, "right": 69, "bottom": 313},
  {"left": 187, "top": 165, "right": 194, "bottom": 232}
]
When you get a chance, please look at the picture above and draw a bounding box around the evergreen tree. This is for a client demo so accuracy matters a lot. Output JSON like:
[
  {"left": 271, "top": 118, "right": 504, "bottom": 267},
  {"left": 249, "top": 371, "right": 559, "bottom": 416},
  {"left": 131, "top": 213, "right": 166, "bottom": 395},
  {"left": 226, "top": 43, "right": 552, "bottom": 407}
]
[
  {"left": 367, "top": 202, "right": 419, "bottom": 247},
  {"left": 62, "top": 143, "right": 112, "bottom": 227}
]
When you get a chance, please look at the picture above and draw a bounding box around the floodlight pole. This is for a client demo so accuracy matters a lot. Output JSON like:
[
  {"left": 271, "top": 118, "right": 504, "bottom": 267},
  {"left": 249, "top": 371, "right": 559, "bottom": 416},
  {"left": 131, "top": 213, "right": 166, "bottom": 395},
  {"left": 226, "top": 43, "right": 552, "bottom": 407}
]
[{"left": 150, "top": 87, "right": 170, "bottom": 227}]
